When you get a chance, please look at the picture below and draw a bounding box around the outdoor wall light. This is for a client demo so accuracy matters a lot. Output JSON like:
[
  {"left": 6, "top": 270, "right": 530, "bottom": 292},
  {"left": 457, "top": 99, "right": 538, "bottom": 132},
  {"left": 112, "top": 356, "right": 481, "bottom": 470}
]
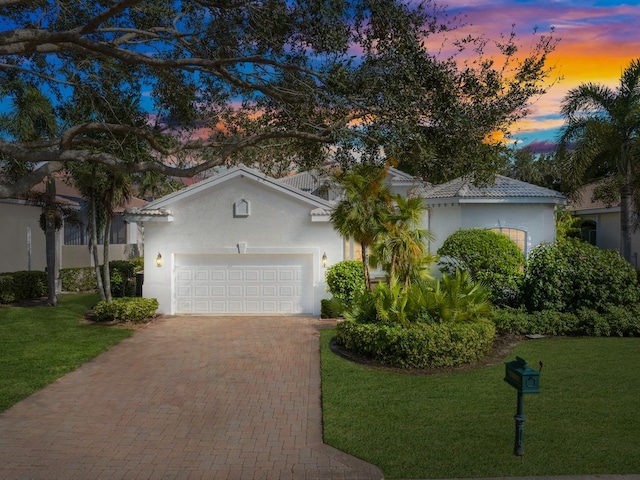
[
  {"left": 155, "top": 252, "right": 163, "bottom": 267},
  {"left": 322, "top": 252, "right": 327, "bottom": 268}
]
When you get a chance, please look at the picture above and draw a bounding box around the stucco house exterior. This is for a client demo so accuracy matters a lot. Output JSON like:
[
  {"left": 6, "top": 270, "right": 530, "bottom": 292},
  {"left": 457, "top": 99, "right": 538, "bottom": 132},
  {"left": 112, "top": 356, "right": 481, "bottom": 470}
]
[
  {"left": 0, "top": 177, "right": 145, "bottom": 277},
  {"left": 125, "top": 165, "right": 566, "bottom": 316},
  {"left": 568, "top": 181, "right": 640, "bottom": 268},
  {"left": 418, "top": 175, "right": 567, "bottom": 258}
]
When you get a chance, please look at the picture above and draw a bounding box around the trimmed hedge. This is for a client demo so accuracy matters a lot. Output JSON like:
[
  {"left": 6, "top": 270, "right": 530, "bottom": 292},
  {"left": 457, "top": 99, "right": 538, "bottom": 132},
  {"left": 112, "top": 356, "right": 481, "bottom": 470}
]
[
  {"left": 0, "top": 271, "right": 48, "bottom": 304},
  {"left": 437, "top": 228, "right": 525, "bottom": 306},
  {"left": 334, "top": 319, "right": 496, "bottom": 369},
  {"left": 59, "top": 267, "right": 98, "bottom": 292},
  {"left": 492, "top": 306, "right": 640, "bottom": 337},
  {"left": 93, "top": 297, "right": 159, "bottom": 323}
]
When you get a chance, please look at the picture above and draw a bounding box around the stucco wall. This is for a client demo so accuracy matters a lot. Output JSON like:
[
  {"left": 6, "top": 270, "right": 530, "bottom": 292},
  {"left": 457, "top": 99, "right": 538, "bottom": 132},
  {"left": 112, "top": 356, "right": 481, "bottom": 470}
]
[
  {"left": 426, "top": 202, "right": 557, "bottom": 257},
  {"left": 0, "top": 201, "right": 47, "bottom": 273},
  {"left": 577, "top": 212, "right": 640, "bottom": 267},
  {"left": 141, "top": 176, "right": 343, "bottom": 314}
]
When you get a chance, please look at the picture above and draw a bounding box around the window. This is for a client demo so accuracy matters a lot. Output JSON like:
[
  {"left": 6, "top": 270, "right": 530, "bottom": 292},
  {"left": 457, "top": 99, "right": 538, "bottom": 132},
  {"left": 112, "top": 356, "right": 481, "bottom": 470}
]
[
  {"left": 491, "top": 227, "right": 526, "bottom": 253},
  {"left": 64, "top": 213, "right": 128, "bottom": 245}
]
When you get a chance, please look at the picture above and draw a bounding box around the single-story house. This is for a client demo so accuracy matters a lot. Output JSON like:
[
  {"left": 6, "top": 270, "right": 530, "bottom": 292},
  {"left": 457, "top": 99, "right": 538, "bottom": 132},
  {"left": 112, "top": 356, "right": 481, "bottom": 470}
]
[
  {"left": 0, "top": 176, "right": 146, "bottom": 278},
  {"left": 125, "top": 165, "right": 566, "bottom": 316},
  {"left": 568, "top": 181, "right": 640, "bottom": 268}
]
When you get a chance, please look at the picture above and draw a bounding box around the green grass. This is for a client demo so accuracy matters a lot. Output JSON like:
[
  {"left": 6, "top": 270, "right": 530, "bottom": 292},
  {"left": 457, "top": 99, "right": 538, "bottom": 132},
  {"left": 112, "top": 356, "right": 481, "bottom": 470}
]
[
  {"left": 0, "top": 293, "right": 133, "bottom": 413},
  {"left": 321, "top": 330, "right": 640, "bottom": 479}
]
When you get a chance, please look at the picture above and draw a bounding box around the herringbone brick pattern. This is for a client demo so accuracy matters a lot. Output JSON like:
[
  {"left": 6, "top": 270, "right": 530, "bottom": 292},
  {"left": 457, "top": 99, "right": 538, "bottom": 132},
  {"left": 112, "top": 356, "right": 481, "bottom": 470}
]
[{"left": 0, "top": 316, "right": 383, "bottom": 480}]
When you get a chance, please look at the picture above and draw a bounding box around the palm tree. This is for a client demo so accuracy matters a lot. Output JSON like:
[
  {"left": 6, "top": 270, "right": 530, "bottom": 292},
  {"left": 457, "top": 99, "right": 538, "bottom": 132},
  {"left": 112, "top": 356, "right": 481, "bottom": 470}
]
[
  {"left": 371, "top": 194, "right": 435, "bottom": 287},
  {"left": 330, "top": 165, "right": 391, "bottom": 290},
  {"left": 0, "top": 82, "right": 59, "bottom": 305},
  {"left": 558, "top": 58, "right": 640, "bottom": 263}
]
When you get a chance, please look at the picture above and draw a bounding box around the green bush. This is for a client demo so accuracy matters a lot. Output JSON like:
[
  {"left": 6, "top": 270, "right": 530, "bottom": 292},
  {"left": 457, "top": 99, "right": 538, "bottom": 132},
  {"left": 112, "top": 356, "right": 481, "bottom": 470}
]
[
  {"left": 0, "top": 274, "right": 15, "bottom": 304},
  {"left": 93, "top": 297, "right": 159, "bottom": 323},
  {"left": 492, "top": 305, "right": 640, "bottom": 337},
  {"left": 437, "top": 229, "right": 525, "bottom": 306},
  {"left": 59, "top": 267, "right": 97, "bottom": 292},
  {"left": 321, "top": 297, "right": 345, "bottom": 318},
  {"left": 522, "top": 238, "right": 640, "bottom": 313},
  {"left": 325, "top": 260, "right": 365, "bottom": 303},
  {"left": 2, "top": 271, "right": 48, "bottom": 302},
  {"left": 334, "top": 319, "right": 496, "bottom": 369},
  {"left": 109, "top": 260, "right": 137, "bottom": 297}
]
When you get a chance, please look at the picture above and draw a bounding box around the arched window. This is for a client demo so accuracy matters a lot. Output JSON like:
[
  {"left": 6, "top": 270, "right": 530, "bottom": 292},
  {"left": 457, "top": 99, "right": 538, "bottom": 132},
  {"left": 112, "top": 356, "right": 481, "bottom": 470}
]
[{"left": 491, "top": 227, "right": 526, "bottom": 253}]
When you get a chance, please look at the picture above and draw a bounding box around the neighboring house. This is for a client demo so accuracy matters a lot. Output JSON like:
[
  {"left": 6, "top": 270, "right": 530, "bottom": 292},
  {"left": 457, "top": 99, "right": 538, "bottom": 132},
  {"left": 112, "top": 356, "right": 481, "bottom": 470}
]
[
  {"left": 568, "top": 181, "right": 640, "bottom": 267},
  {"left": 0, "top": 177, "right": 146, "bottom": 276},
  {"left": 125, "top": 165, "right": 566, "bottom": 316}
]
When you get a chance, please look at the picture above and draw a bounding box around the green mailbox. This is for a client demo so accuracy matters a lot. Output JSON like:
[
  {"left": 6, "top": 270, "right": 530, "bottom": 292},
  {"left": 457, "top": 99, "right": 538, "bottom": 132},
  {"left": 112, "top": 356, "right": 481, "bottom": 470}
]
[{"left": 504, "top": 356, "right": 540, "bottom": 394}]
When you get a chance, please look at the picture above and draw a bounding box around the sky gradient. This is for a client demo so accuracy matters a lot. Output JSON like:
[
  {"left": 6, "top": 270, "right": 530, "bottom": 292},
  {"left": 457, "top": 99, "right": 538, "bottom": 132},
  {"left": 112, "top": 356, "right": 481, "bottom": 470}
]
[{"left": 439, "top": 0, "right": 640, "bottom": 150}]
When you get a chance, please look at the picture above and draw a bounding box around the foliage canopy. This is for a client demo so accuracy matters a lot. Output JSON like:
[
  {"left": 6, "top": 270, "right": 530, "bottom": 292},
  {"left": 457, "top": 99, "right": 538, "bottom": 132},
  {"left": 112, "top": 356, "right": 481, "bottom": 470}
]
[{"left": 1, "top": 0, "right": 557, "bottom": 198}]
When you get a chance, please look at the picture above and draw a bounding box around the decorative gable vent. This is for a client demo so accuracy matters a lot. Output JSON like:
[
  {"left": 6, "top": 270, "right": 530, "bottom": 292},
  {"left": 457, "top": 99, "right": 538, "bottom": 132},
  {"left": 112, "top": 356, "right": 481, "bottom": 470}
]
[{"left": 234, "top": 199, "right": 250, "bottom": 217}]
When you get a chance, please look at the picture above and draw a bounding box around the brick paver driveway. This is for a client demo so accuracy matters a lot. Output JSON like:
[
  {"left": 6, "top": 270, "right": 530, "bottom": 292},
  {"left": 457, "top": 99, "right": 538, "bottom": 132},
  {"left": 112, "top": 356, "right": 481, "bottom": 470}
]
[{"left": 0, "top": 316, "right": 383, "bottom": 480}]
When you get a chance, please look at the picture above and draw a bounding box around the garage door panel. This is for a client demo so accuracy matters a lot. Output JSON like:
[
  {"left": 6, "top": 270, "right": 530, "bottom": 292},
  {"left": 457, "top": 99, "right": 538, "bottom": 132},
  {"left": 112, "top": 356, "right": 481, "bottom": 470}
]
[{"left": 174, "top": 254, "right": 311, "bottom": 314}]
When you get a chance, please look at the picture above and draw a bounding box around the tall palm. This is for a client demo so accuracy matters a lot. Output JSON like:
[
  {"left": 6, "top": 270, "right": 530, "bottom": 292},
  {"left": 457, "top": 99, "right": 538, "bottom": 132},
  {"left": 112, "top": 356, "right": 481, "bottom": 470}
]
[
  {"left": 0, "top": 82, "right": 59, "bottom": 305},
  {"left": 331, "top": 165, "right": 391, "bottom": 290},
  {"left": 558, "top": 58, "right": 640, "bottom": 263}
]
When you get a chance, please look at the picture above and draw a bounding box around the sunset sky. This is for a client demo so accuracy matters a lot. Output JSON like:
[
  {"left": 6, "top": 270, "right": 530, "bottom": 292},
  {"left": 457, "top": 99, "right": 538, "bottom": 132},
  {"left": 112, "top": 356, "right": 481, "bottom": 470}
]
[{"left": 440, "top": 0, "right": 640, "bottom": 151}]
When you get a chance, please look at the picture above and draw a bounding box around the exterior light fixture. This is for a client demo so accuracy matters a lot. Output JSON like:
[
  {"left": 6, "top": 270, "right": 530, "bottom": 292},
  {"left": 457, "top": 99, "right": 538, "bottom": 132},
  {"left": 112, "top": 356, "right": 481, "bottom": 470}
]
[
  {"left": 155, "top": 252, "right": 163, "bottom": 267},
  {"left": 322, "top": 252, "right": 327, "bottom": 268}
]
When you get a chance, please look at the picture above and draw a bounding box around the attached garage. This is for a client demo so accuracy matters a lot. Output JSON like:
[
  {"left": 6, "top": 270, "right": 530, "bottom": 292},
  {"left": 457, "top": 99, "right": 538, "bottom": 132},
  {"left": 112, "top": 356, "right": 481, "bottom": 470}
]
[
  {"left": 174, "top": 253, "right": 313, "bottom": 314},
  {"left": 124, "top": 165, "right": 344, "bottom": 316}
]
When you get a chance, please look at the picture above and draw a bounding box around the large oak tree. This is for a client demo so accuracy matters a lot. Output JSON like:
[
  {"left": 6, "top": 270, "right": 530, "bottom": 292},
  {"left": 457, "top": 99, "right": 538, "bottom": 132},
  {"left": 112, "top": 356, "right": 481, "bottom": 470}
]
[{"left": 1, "top": 0, "right": 558, "bottom": 198}]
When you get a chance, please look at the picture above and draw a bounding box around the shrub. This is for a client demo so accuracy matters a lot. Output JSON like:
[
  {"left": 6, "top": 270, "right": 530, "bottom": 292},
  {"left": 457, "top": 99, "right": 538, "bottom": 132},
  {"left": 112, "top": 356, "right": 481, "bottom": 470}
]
[
  {"left": 492, "top": 307, "right": 578, "bottom": 336},
  {"left": 334, "top": 319, "right": 496, "bottom": 369},
  {"left": 0, "top": 271, "right": 49, "bottom": 304},
  {"left": 492, "top": 305, "right": 640, "bottom": 337},
  {"left": 93, "top": 297, "right": 159, "bottom": 323},
  {"left": 321, "top": 297, "right": 345, "bottom": 318},
  {"left": 522, "top": 238, "right": 640, "bottom": 313},
  {"left": 59, "top": 267, "right": 97, "bottom": 292},
  {"left": 437, "top": 229, "right": 525, "bottom": 306},
  {"left": 345, "top": 271, "right": 492, "bottom": 326},
  {"left": 109, "top": 260, "right": 137, "bottom": 297},
  {"left": 0, "top": 274, "right": 15, "bottom": 304},
  {"left": 325, "top": 260, "right": 365, "bottom": 304}
]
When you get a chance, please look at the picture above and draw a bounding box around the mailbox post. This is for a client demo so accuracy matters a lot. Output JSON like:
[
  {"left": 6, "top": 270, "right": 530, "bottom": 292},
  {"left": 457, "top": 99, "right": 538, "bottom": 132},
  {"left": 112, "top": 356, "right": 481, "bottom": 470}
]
[{"left": 504, "top": 356, "right": 540, "bottom": 456}]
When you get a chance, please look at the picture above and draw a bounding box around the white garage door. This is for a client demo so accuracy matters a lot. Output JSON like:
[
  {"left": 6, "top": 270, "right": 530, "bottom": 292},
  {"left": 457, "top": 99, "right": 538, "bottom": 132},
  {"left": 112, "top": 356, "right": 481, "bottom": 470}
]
[{"left": 174, "top": 254, "right": 312, "bottom": 314}]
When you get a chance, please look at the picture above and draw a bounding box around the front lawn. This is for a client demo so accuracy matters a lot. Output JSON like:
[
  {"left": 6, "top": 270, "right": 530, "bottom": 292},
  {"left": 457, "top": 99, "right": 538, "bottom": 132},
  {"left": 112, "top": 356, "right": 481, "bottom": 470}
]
[
  {"left": 321, "top": 329, "right": 640, "bottom": 479},
  {"left": 0, "top": 293, "right": 133, "bottom": 413}
]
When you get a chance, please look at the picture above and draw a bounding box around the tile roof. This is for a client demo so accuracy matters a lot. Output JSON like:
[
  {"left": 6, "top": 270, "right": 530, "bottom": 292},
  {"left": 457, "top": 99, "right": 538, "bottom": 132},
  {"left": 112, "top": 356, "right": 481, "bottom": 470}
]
[
  {"left": 418, "top": 175, "right": 566, "bottom": 202},
  {"left": 279, "top": 171, "right": 325, "bottom": 193}
]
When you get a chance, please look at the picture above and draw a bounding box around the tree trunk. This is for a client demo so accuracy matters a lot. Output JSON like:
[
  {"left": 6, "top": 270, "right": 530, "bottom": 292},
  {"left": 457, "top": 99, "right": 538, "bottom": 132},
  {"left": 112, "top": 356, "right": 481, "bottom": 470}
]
[
  {"left": 361, "top": 241, "right": 371, "bottom": 291},
  {"left": 44, "top": 176, "right": 58, "bottom": 306},
  {"left": 620, "top": 160, "right": 634, "bottom": 264},
  {"left": 103, "top": 216, "right": 113, "bottom": 303},
  {"left": 89, "top": 195, "right": 106, "bottom": 302}
]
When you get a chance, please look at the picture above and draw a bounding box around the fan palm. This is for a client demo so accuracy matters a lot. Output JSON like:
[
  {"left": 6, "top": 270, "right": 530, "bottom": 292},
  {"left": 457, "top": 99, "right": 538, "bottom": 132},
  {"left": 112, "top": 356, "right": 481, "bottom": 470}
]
[{"left": 558, "top": 58, "right": 640, "bottom": 263}]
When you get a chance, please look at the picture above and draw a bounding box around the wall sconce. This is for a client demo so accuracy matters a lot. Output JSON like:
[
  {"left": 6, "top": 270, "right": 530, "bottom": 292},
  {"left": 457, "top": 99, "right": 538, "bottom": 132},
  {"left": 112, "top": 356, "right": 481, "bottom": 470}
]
[
  {"left": 155, "top": 252, "right": 163, "bottom": 267},
  {"left": 322, "top": 252, "right": 327, "bottom": 268}
]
